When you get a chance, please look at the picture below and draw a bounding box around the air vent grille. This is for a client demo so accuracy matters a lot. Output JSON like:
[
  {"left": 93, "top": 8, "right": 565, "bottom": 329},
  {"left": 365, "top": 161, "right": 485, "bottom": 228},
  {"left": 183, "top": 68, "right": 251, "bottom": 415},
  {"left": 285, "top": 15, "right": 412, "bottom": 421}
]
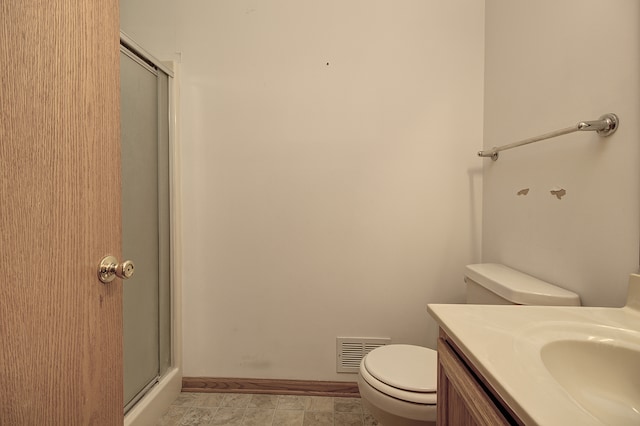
[{"left": 336, "top": 337, "right": 391, "bottom": 373}]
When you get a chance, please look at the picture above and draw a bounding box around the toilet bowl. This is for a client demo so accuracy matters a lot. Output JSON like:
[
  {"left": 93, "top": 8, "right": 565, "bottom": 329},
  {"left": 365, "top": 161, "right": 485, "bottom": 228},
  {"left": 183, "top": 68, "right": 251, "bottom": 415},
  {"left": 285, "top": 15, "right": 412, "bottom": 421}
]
[
  {"left": 358, "top": 344, "right": 437, "bottom": 425},
  {"left": 357, "top": 263, "right": 581, "bottom": 425}
]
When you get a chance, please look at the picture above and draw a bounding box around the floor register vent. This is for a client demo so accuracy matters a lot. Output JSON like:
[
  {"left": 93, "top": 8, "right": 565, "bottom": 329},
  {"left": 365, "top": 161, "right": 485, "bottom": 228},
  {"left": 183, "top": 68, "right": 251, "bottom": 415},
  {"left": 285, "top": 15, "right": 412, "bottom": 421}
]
[{"left": 336, "top": 337, "right": 391, "bottom": 373}]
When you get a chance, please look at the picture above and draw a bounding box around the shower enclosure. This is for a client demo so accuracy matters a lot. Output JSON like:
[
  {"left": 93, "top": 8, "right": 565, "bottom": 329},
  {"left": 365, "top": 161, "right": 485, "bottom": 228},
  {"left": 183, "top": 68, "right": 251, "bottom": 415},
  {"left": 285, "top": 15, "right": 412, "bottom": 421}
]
[{"left": 120, "top": 33, "right": 173, "bottom": 413}]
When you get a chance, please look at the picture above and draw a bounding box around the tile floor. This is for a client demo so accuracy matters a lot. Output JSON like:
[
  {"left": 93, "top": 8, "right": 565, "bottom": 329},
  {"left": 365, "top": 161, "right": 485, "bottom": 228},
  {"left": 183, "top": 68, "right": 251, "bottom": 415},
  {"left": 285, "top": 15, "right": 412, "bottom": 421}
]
[{"left": 156, "top": 392, "right": 381, "bottom": 426}]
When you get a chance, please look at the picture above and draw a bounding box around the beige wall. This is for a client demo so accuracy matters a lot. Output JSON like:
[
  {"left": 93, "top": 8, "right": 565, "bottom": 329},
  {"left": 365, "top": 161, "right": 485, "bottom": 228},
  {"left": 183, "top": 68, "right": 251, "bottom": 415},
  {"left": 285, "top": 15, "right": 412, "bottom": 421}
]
[
  {"left": 122, "top": 0, "right": 485, "bottom": 381},
  {"left": 482, "top": 0, "right": 640, "bottom": 307}
]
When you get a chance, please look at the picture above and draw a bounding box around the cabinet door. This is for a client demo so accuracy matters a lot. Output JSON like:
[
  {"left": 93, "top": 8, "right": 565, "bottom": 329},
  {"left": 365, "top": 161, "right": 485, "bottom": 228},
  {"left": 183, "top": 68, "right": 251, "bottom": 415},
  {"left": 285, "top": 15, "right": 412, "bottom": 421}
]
[
  {"left": 437, "top": 337, "right": 512, "bottom": 426},
  {"left": 0, "top": 1, "right": 122, "bottom": 424}
]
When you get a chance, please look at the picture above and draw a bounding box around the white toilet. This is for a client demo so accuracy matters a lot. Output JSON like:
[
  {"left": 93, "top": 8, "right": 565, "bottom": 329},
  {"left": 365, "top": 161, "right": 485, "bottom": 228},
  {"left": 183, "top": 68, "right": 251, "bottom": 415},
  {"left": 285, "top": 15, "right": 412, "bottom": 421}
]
[{"left": 357, "top": 263, "right": 581, "bottom": 426}]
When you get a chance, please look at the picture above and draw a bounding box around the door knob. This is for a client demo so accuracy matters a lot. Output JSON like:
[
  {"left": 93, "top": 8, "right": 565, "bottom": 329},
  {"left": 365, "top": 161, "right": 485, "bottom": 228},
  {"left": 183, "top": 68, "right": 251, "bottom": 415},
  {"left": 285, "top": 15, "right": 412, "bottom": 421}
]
[{"left": 98, "top": 255, "right": 135, "bottom": 283}]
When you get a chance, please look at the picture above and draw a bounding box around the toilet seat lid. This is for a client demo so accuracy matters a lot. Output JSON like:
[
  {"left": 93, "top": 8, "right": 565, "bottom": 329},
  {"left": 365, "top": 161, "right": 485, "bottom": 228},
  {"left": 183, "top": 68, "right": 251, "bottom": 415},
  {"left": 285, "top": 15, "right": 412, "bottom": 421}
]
[{"left": 364, "top": 344, "right": 437, "bottom": 393}]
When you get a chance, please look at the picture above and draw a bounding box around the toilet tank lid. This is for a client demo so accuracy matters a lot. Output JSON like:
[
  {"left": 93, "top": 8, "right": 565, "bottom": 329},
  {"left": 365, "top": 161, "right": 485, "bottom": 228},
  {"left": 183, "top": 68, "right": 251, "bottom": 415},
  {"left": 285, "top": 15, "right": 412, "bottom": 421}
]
[{"left": 465, "top": 263, "right": 581, "bottom": 306}]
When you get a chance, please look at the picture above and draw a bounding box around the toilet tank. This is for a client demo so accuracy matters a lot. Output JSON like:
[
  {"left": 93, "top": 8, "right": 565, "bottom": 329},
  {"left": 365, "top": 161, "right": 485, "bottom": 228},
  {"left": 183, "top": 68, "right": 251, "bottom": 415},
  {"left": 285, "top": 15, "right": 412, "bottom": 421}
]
[{"left": 464, "top": 263, "right": 581, "bottom": 306}]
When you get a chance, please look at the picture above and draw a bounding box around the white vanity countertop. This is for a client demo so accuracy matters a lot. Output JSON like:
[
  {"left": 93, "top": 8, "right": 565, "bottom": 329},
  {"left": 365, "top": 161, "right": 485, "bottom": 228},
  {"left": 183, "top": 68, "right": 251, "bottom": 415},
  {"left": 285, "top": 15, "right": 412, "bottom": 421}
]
[{"left": 427, "top": 275, "right": 640, "bottom": 426}]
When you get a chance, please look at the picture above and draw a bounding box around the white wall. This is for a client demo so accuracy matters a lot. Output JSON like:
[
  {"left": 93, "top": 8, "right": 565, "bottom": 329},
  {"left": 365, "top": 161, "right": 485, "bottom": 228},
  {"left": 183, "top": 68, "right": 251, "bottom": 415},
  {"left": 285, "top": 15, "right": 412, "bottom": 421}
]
[
  {"left": 121, "top": 0, "right": 640, "bottom": 383},
  {"left": 482, "top": 0, "right": 640, "bottom": 307},
  {"left": 121, "top": 0, "right": 485, "bottom": 381},
  {"left": 181, "top": 1, "right": 484, "bottom": 381}
]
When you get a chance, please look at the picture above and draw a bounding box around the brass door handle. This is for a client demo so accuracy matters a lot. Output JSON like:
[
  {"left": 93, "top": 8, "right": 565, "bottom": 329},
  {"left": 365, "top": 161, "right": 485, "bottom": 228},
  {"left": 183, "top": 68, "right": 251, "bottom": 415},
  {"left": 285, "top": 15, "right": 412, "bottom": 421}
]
[{"left": 98, "top": 255, "right": 135, "bottom": 283}]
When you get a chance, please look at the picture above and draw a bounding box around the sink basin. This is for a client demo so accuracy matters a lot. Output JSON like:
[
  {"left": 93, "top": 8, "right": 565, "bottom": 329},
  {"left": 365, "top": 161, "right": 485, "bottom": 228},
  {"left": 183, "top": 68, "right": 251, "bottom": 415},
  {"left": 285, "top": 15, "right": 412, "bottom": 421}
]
[
  {"left": 515, "top": 322, "right": 640, "bottom": 425},
  {"left": 541, "top": 338, "right": 640, "bottom": 425}
]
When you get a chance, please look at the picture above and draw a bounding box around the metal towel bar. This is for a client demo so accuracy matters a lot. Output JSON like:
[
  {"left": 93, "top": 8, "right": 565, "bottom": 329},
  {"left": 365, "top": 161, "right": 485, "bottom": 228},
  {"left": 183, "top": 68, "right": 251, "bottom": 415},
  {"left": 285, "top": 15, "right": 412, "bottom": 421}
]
[{"left": 478, "top": 113, "right": 619, "bottom": 161}]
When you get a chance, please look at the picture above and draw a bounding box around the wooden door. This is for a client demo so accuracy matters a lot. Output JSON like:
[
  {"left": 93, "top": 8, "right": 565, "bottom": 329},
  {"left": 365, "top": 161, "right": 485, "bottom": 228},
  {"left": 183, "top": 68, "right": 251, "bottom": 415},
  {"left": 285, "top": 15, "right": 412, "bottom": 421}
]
[{"left": 0, "top": 1, "right": 122, "bottom": 424}]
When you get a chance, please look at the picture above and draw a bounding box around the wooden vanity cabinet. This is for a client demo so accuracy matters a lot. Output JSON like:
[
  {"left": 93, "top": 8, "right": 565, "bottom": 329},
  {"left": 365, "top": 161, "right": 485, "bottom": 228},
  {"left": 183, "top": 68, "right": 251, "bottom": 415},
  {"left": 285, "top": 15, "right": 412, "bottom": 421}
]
[{"left": 437, "top": 330, "right": 523, "bottom": 426}]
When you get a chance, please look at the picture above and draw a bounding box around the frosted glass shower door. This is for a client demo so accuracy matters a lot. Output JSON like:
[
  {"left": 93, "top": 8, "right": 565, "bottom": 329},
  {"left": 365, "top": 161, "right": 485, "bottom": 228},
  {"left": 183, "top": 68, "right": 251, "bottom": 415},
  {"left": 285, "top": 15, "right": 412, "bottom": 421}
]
[{"left": 120, "top": 44, "right": 171, "bottom": 411}]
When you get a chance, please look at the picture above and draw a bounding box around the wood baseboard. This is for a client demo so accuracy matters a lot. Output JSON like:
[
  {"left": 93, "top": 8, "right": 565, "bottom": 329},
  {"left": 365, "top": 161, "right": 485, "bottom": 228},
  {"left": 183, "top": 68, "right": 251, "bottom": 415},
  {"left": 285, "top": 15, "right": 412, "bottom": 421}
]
[{"left": 182, "top": 377, "right": 360, "bottom": 398}]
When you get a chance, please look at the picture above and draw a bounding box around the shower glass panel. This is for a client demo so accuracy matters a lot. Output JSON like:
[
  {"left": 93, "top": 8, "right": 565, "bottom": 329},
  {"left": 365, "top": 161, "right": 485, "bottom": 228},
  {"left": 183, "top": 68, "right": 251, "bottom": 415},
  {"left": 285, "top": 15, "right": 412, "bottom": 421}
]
[{"left": 120, "top": 43, "right": 171, "bottom": 412}]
